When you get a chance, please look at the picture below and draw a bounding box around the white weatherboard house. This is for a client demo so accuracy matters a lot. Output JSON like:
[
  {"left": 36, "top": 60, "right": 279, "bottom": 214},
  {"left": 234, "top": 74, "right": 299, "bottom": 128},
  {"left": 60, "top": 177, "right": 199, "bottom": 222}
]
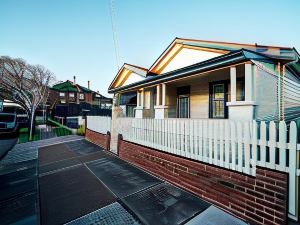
[
  {"left": 108, "top": 38, "right": 300, "bottom": 122},
  {"left": 104, "top": 38, "right": 300, "bottom": 222}
]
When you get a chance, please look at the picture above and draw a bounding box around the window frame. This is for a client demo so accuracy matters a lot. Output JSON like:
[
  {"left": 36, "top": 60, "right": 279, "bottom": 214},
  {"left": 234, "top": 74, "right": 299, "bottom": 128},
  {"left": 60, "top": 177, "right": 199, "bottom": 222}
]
[
  {"left": 79, "top": 93, "right": 85, "bottom": 100},
  {"left": 209, "top": 80, "right": 229, "bottom": 119},
  {"left": 177, "top": 94, "right": 190, "bottom": 118}
]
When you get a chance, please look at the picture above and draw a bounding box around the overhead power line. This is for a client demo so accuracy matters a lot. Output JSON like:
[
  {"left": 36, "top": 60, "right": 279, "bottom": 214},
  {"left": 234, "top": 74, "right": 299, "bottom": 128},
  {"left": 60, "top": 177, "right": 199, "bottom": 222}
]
[{"left": 110, "top": 0, "right": 120, "bottom": 71}]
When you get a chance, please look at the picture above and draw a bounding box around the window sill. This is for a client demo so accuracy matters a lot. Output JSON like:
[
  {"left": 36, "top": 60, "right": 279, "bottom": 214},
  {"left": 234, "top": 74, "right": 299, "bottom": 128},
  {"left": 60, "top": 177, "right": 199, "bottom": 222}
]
[
  {"left": 226, "top": 101, "right": 257, "bottom": 106},
  {"left": 154, "top": 105, "right": 168, "bottom": 109}
]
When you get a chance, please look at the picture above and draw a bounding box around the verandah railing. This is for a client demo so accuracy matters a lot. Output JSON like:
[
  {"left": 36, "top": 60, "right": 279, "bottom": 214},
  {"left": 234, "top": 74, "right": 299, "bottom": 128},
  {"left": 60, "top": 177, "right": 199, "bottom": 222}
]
[{"left": 117, "top": 118, "right": 300, "bottom": 218}]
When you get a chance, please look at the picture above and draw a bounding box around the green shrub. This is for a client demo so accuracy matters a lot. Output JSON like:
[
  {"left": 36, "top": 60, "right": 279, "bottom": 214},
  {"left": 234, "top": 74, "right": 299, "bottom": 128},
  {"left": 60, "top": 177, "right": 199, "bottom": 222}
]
[{"left": 77, "top": 124, "right": 86, "bottom": 136}]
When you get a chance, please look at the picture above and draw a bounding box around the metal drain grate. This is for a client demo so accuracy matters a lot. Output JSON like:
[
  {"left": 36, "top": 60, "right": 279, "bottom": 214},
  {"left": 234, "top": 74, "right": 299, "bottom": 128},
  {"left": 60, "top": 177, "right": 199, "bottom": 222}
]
[
  {"left": 65, "top": 202, "right": 141, "bottom": 225},
  {"left": 39, "top": 143, "right": 77, "bottom": 166},
  {"left": 0, "top": 192, "right": 38, "bottom": 225},
  {"left": 184, "top": 206, "right": 248, "bottom": 225},
  {"left": 0, "top": 167, "right": 37, "bottom": 202},
  {"left": 123, "top": 182, "right": 211, "bottom": 225},
  {"left": 39, "top": 165, "right": 116, "bottom": 225},
  {"left": 86, "top": 157, "right": 162, "bottom": 198},
  {"left": 66, "top": 140, "right": 105, "bottom": 155}
]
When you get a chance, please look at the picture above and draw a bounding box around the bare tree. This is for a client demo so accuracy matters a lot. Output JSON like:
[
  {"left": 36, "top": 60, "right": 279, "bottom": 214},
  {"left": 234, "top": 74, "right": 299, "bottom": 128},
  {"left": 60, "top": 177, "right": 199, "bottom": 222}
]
[{"left": 0, "top": 56, "right": 56, "bottom": 140}]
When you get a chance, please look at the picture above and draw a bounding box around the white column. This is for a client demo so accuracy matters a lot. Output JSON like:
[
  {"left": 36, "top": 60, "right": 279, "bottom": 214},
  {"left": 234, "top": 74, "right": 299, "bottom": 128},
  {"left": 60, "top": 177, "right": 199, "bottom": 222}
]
[
  {"left": 156, "top": 85, "right": 160, "bottom": 106},
  {"left": 230, "top": 66, "right": 237, "bottom": 102},
  {"left": 141, "top": 89, "right": 144, "bottom": 107},
  {"left": 162, "top": 83, "right": 166, "bottom": 106},
  {"left": 245, "top": 63, "right": 253, "bottom": 101},
  {"left": 137, "top": 91, "right": 140, "bottom": 106}
]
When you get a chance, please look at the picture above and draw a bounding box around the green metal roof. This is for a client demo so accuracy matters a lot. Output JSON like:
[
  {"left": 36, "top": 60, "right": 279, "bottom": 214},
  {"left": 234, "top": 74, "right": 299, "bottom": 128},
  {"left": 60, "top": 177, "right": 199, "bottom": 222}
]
[{"left": 51, "top": 80, "right": 92, "bottom": 93}]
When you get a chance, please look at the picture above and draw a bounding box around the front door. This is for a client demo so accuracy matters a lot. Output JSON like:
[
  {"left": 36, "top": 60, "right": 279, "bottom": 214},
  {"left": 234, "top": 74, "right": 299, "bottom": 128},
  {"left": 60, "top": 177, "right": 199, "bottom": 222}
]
[
  {"left": 210, "top": 82, "right": 228, "bottom": 118},
  {"left": 178, "top": 95, "right": 190, "bottom": 118}
]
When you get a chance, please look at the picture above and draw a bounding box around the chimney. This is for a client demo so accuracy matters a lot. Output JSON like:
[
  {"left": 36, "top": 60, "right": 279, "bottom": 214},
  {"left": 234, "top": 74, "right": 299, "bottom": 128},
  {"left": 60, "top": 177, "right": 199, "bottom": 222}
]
[
  {"left": 88, "top": 80, "right": 90, "bottom": 89},
  {"left": 73, "top": 76, "right": 76, "bottom": 84}
]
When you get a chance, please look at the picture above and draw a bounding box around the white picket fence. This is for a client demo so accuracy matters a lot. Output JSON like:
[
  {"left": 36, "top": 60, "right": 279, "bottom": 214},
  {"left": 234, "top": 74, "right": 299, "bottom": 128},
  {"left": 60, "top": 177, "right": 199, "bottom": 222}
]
[
  {"left": 118, "top": 118, "right": 300, "bottom": 218},
  {"left": 86, "top": 116, "right": 111, "bottom": 134}
]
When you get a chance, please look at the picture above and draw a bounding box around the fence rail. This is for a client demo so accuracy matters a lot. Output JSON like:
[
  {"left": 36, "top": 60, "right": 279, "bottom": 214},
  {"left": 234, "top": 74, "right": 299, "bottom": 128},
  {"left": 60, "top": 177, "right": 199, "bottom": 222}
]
[
  {"left": 117, "top": 118, "right": 300, "bottom": 218},
  {"left": 86, "top": 116, "right": 111, "bottom": 134}
]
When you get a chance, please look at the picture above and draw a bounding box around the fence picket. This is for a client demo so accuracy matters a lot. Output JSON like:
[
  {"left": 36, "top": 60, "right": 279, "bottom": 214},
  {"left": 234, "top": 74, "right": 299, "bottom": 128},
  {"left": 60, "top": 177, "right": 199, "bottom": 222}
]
[
  {"left": 269, "top": 121, "right": 276, "bottom": 169},
  {"left": 203, "top": 120, "right": 208, "bottom": 162},
  {"left": 224, "top": 121, "right": 230, "bottom": 169},
  {"left": 244, "top": 122, "right": 250, "bottom": 174},
  {"left": 198, "top": 120, "right": 203, "bottom": 161},
  {"left": 289, "top": 121, "right": 297, "bottom": 216},
  {"left": 172, "top": 120, "right": 176, "bottom": 154},
  {"left": 251, "top": 122, "right": 257, "bottom": 175},
  {"left": 237, "top": 122, "right": 243, "bottom": 172},
  {"left": 230, "top": 122, "right": 236, "bottom": 170},
  {"left": 279, "top": 121, "right": 287, "bottom": 170},
  {"left": 184, "top": 120, "right": 189, "bottom": 157},
  {"left": 176, "top": 120, "right": 180, "bottom": 155},
  {"left": 219, "top": 121, "right": 224, "bottom": 167},
  {"left": 260, "top": 122, "right": 267, "bottom": 167},
  {"left": 213, "top": 120, "right": 219, "bottom": 165},
  {"left": 208, "top": 120, "right": 213, "bottom": 164},
  {"left": 194, "top": 120, "right": 199, "bottom": 160},
  {"left": 190, "top": 120, "right": 194, "bottom": 159}
]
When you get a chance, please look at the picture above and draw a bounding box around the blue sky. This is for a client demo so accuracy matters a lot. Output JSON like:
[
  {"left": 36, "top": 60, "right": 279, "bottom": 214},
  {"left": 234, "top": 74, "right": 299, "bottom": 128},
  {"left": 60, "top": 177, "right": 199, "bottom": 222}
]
[{"left": 0, "top": 0, "right": 299, "bottom": 97}]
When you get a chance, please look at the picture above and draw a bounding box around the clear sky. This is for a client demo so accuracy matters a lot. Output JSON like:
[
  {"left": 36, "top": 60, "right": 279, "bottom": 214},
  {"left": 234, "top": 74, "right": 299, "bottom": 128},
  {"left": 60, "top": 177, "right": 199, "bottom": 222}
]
[{"left": 0, "top": 0, "right": 299, "bottom": 97}]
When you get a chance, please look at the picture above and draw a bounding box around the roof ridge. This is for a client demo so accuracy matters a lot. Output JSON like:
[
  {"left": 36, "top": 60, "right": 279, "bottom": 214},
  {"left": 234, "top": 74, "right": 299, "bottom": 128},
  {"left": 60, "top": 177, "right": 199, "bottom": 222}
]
[{"left": 176, "top": 37, "right": 293, "bottom": 50}]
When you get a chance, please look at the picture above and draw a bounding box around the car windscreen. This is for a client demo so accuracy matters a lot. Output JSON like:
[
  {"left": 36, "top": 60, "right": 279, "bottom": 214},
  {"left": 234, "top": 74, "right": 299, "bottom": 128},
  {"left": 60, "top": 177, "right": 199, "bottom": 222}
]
[{"left": 0, "top": 114, "right": 15, "bottom": 122}]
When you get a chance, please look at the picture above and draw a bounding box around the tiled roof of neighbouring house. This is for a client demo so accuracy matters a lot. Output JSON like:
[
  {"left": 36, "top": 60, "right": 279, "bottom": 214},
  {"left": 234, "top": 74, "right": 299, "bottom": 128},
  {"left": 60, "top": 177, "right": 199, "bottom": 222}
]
[{"left": 51, "top": 80, "right": 111, "bottom": 100}]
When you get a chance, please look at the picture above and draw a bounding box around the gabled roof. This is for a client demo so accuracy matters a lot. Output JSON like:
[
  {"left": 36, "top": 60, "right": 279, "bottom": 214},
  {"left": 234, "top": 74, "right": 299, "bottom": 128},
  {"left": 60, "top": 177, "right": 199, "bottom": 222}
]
[
  {"left": 108, "top": 49, "right": 279, "bottom": 93},
  {"left": 108, "top": 37, "right": 300, "bottom": 94},
  {"left": 51, "top": 80, "right": 93, "bottom": 93},
  {"left": 149, "top": 37, "right": 296, "bottom": 74},
  {"left": 108, "top": 63, "right": 148, "bottom": 90}
]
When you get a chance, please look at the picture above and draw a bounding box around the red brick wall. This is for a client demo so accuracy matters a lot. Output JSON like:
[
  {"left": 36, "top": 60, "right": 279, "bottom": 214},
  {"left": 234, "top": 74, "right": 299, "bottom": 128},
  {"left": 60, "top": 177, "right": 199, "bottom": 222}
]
[
  {"left": 85, "top": 128, "right": 110, "bottom": 150},
  {"left": 119, "top": 139, "right": 288, "bottom": 225}
]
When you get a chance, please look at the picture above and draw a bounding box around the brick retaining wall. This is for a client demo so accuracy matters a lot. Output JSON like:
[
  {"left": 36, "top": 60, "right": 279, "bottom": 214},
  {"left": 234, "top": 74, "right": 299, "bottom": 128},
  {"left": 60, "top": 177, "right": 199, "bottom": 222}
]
[
  {"left": 85, "top": 128, "right": 110, "bottom": 150},
  {"left": 119, "top": 138, "right": 288, "bottom": 225}
]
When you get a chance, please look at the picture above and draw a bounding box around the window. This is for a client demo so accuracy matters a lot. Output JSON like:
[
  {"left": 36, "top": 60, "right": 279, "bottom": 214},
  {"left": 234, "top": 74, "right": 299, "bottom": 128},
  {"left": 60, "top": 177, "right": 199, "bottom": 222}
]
[
  {"left": 126, "top": 105, "right": 136, "bottom": 117},
  {"left": 176, "top": 86, "right": 190, "bottom": 118},
  {"left": 79, "top": 93, "right": 85, "bottom": 100},
  {"left": 119, "top": 92, "right": 137, "bottom": 105},
  {"left": 153, "top": 88, "right": 157, "bottom": 106},
  {"left": 144, "top": 91, "right": 151, "bottom": 109},
  {"left": 69, "top": 92, "right": 75, "bottom": 98},
  {"left": 209, "top": 82, "right": 228, "bottom": 119},
  {"left": 236, "top": 79, "right": 245, "bottom": 101},
  {"left": 59, "top": 92, "right": 65, "bottom": 97},
  {"left": 177, "top": 95, "right": 190, "bottom": 118}
]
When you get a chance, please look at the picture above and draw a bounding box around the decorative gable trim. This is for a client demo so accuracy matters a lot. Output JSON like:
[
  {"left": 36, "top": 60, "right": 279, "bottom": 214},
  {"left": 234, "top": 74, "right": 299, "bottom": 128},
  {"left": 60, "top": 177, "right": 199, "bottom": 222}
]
[{"left": 108, "top": 63, "right": 148, "bottom": 90}]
